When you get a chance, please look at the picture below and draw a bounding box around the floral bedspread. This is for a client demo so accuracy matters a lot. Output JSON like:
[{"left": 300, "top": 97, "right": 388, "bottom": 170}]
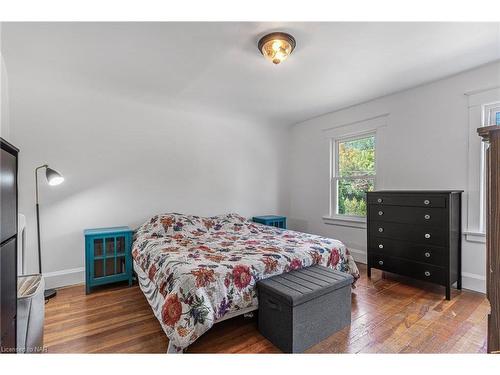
[{"left": 132, "top": 213, "right": 360, "bottom": 351}]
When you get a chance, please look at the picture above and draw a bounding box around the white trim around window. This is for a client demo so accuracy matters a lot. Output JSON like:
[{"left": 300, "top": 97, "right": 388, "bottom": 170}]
[
  {"left": 464, "top": 86, "right": 500, "bottom": 243},
  {"left": 322, "top": 214, "right": 368, "bottom": 229},
  {"left": 331, "top": 131, "right": 376, "bottom": 218},
  {"left": 322, "top": 113, "right": 388, "bottom": 228}
]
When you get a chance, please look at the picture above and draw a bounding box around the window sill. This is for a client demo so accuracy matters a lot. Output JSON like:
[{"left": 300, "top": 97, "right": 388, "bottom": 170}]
[
  {"left": 322, "top": 215, "right": 367, "bottom": 229},
  {"left": 464, "top": 231, "right": 486, "bottom": 244}
]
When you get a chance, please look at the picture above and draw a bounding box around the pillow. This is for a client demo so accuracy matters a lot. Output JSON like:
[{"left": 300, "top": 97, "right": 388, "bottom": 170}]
[
  {"left": 136, "top": 213, "right": 197, "bottom": 237},
  {"left": 136, "top": 212, "right": 249, "bottom": 238},
  {"left": 134, "top": 214, "right": 175, "bottom": 239},
  {"left": 212, "top": 213, "right": 249, "bottom": 232},
  {"left": 170, "top": 213, "right": 206, "bottom": 234}
]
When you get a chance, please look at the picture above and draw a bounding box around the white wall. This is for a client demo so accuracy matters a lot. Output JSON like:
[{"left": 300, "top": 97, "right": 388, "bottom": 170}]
[
  {"left": 4, "top": 28, "right": 497, "bottom": 293},
  {"left": 0, "top": 24, "right": 10, "bottom": 141},
  {"left": 8, "top": 75, "right": 289, "bottom": 288},
  {"left": 288, "top": 61, "right": 500, "bottom": 293}
]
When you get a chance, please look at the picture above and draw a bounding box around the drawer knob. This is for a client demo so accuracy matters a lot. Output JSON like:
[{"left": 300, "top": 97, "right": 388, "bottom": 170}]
[
  {"left": 378, "top": 227, "right": 384, "bottom": 233},
  {"left": 377, "top": 198, "right": 383, "bottom": 203},
  {"left": 425, "top": 233, "right": 431, "bottom": 239},
  {"left": 424, "top": 252, "right": 431, "bottom": 258},
  {"left": 378, "top": 260, "right": 384, "bottom": 265},
  {"left": 424, "top": 214, "right": 431, "bottom": 220},
  {"left": 378, "top": 244, "right": 384, "bottom": 249},
  {"left": 378, "top": 211, "right": 384, "bottom": 216},
  {"left": 424, "top": 271, "right": 431, "bottom": 277},
  {"left": 424, "top": 199, "right": 430, "bottom": 205}
]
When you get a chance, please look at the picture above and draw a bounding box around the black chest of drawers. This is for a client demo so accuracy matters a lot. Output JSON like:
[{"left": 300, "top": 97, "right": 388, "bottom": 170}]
[{"left": 366, "top": 190, "right": 462, "bottom": 300}]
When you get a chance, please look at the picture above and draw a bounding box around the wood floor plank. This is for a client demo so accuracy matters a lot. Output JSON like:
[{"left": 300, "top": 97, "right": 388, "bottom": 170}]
[
  {"left": 43, "top": 264, "right": 488, "bottom": 353},
  {"left": 448, "top": 299, "right": 489, "bottom": 353}
]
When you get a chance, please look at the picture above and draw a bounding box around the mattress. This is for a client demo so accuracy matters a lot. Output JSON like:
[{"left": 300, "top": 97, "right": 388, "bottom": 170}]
[{"left": 132, "top": 213, "right": 360, "bottom": 351}]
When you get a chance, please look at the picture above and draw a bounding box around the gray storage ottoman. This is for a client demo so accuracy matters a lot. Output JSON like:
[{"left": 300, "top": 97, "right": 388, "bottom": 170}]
[{"left": 257, "top": 265, "right": 353, "bottom": 353}]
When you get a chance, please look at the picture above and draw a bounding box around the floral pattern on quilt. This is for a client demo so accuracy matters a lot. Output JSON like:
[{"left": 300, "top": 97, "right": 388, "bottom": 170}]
[{"left": 132, "top": 213, "right": 360, "bottom": 351}]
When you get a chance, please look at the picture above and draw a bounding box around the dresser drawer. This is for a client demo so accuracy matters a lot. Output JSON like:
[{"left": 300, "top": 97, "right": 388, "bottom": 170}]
[
  {"left": 368, "top": 253, "right": 397, "bottom": 273},
  {"left": 369, "top": 205, "right": 446, "bottom": 226},
  {"left": 369, "top": 237, "right": 447, "bottom": 265},
  {"left": 367, "top": 194, "right": 446, "bottom": 208},
  {"left": 369, "top": 221, "right": 447, "bottom": 246},
  {"left": 369, "top": 254, "right": 446, "bottom": 285}
]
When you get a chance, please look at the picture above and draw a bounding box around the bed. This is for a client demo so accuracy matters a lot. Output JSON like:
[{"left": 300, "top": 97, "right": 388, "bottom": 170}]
[{"left": 132, "top": 213, "right": 360, "bottom": 352}]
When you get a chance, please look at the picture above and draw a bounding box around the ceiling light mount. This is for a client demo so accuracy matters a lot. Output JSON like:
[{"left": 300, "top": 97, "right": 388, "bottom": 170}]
[{"left": 258, "top": 32, "right": 296, "bottom": 65}]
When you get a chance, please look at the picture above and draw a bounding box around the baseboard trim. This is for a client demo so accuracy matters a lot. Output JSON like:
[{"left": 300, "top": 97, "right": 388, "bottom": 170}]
[
  {"left": 43, "top": 267, "right": 85, "bottom": 289},
  {"left": 348, "top": 248, "right": 367, "bottom": 264},
  {"left": 461, "top": 272, "right": 486, "bottom": 294}
]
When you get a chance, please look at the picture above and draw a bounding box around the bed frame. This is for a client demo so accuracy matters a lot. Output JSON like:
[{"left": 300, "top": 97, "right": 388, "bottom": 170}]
[{"left": 133, "top": 261, "right": 257, "bottom": 353}]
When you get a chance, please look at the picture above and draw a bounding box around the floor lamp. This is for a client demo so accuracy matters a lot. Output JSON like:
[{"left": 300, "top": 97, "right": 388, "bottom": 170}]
[{"left": 35, "top": 164, "right": 64, "bottom": 300}]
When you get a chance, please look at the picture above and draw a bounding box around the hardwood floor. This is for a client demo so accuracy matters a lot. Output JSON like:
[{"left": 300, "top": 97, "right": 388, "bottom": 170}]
[{"left": 43, "top": 264, "right": 488, "bottom": 353}]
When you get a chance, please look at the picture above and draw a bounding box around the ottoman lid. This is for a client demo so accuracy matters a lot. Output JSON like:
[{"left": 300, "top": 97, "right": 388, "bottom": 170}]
[{"left": 257, "top": 265, "right": 353, "bottom": 307}]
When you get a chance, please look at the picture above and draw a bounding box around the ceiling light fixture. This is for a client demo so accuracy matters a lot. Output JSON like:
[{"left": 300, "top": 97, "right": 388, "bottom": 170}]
[{"left": 258, "top": 32, "right": 296, "bottom": 65}]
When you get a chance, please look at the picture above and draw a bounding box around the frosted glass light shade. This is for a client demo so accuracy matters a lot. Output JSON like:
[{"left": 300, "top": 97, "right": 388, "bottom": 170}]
[{"left": 258, "top": 32, "right": 296, "bottom": 65}]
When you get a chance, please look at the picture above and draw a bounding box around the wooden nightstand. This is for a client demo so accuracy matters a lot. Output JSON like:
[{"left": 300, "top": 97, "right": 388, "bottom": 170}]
[
  {"left": 84, "top": 227, "right": 133, "bottom": 294},
  {"left": 252, "top": 215, "right": 287, "bottom": 229}
]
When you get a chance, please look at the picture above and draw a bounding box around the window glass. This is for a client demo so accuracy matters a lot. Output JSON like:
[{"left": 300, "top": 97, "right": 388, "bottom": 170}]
[
  {"left": 338, "top": 136, "right": 375, "bottom": 177},
  {"left": 334, "top": 134, "right": 376, "bottom": 217}
]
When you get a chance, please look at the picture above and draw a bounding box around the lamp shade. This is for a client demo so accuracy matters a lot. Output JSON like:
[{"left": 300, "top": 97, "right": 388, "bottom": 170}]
[
  {"left": 258, "top": 32, "right": 296, "bottom": 65},
  {"left": 45, "top": 167, "right": 64, "bottom": 186}
]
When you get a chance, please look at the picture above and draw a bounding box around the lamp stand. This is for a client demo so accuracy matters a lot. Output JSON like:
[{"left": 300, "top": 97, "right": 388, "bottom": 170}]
[
  {"left": 35, "top": 165, "right": 57, "bottom": 301},
  {"left": 36, "top": 203, "right": 42, "bottom": 274}
]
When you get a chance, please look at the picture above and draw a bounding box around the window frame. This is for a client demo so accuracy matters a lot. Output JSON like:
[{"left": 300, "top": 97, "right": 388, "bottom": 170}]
[
  {"left": 479, "top": 101, "right": 500, "bottom": 233},
  {"left": 464, "top": 88, "right": 500, "bottom": 244},
  {"left": 322, "top": 113, "right": 388, "bottom": 229},
  {"left": 329, "top": 130, "right": 377, "bottom": 223},
  {"left": 482, "top": 102, "right": 500, "bottom": 127}
]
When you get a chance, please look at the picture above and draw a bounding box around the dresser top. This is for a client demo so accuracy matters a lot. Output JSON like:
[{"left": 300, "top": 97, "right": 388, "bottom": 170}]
[
  {"left": 368, "top": 190, "right": 463, "bottom": 194},
  {"left": 84, "top": 226, "right": 132, "bottom": 236},
  {"left": 253, "top": 215, "right": 286, "bottom": 220}
]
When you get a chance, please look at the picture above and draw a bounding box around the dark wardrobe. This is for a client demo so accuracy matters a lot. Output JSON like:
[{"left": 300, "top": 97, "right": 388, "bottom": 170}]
[
  {"left": 478, "top": 125, "right": 500, "bottom": 354},
  {"left": 0, "top": 137, "right": 18, "bottom": 353}
]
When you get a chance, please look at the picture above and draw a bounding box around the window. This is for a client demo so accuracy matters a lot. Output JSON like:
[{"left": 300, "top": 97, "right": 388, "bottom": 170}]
[
  {"left": 479, "top": 102, "right": 500, "bottom": 232},
  {"left": 483, "top": 102, "right": 500, "bottom": 127},
  {"left": 332, "top": 133, "right": 376, "bottom": 218},
  {"left": 464, "top": 89, "right": 499, "bottom": 243},
  {"left": 322, "top": 113, "right": 387, "bottom": 227}
]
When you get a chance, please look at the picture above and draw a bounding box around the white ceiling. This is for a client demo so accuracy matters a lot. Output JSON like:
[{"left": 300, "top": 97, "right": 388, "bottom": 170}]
[{"left": 3, "top": 22, "right": 500, "bottom": 125}]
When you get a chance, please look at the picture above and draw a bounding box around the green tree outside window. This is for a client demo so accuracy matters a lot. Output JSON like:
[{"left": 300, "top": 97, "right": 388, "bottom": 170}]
[{"left": 336, "top": 135, "right": 375, "bottom": 216}]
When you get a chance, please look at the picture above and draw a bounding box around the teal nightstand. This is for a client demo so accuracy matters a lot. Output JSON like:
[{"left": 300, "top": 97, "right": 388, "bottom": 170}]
[
  {"left": 84, "top": 226, "right": 133, "bottom": 294},
  {"left": 252, "top": 215, "right": 287, "bottom": 229}
]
